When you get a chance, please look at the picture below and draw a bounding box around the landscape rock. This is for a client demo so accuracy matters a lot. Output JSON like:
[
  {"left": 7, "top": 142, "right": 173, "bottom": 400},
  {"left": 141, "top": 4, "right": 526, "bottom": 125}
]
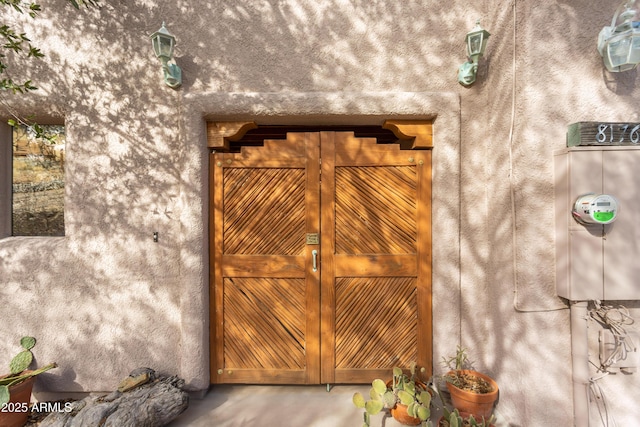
[{"left": 39, "top": 368, "right": 188, "bottom": 427}]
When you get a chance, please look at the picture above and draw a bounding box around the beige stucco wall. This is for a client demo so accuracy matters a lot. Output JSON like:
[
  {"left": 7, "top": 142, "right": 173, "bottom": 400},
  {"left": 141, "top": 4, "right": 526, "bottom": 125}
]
[{"left": 1, "top": 1, "right": 639, "bottom": 425}]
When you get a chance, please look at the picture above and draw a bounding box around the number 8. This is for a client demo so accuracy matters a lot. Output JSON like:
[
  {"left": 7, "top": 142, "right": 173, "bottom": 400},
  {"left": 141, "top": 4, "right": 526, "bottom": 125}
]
[{"left": 596, "top": 124, "right": 609, "bottom": 143}]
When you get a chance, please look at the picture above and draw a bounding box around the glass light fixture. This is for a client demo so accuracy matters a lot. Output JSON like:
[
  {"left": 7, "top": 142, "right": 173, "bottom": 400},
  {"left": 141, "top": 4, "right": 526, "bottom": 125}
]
[
  {"left": 598, "top": 0, "right": 640, "bottom": 72},
  {"left": 150, "top": 22, "right": 182, "bottom": 88},
  {"left": 458, "top": 21, "right": 491, "bottom": 86}
]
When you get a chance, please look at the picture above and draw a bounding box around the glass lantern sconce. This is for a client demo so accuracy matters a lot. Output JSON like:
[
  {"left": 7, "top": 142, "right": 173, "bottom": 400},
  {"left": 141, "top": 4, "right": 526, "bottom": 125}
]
[
  {"left": 457, "top": 21, "right": 491, "bottom": 86},
  {"left": 597, "top": 0, "right": 640, "bottom": 72},
  {"left": 150, "top": 22, "right": 182, "bottom": 88}
]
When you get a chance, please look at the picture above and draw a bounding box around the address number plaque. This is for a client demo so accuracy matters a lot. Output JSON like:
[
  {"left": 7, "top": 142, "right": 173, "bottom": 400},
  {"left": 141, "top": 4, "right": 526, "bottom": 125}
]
[{"left": 567, "top": 122, "right": 640, "bottom": 147}]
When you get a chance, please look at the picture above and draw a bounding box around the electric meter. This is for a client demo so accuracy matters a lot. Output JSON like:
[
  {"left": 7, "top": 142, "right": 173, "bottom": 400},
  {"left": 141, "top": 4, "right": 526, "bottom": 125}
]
[{"left": 572, "top": 193, "right": 619, "bottom": 225}]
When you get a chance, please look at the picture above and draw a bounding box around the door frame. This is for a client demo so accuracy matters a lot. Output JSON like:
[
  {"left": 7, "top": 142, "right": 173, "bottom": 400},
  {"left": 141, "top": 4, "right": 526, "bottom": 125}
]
[{"left": 207, "top": 121, "right": 434, "bottom": 384}]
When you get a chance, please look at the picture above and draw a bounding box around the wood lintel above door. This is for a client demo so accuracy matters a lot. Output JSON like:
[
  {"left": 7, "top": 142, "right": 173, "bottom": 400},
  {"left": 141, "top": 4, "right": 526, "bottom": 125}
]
[
  {"left": 207, "top": 121, "right": 258, "bottom": 151},
  {"left": 382, "top": 120, "right": 433, "bottom": 149},
  {"left": 206, "top": 120, "right": 433, "bottom": 152}
]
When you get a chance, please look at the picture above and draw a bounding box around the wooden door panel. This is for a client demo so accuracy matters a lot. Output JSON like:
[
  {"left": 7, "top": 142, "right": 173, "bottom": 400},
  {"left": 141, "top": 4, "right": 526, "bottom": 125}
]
[
  {"left": 320, "top": 132, "right": 432, "bottom": 384},
  {"left": 335, "top": 166, "right": 417, "bottom": 254},
  {"left": 223, "top": 277, "right": 306, "bottom": 369},
  {"left": 211, "top": 133, "right": 320, "bottom": 384},
  {"left": 335, "top": 277, "right": 418, "bottom": 369},
  {"left": 222, "top": 168, "right": 306, "bottom": 255}
]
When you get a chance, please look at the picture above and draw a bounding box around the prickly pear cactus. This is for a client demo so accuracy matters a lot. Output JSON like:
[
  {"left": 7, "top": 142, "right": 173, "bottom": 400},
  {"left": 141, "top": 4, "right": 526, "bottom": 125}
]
[
  {"left": 382, "top": 390, "right": 396, "bottom": 407},
  {"left": 9, "top": 350, "right": 33, "bottom": 375},
  {"left": 352, "top": 392, "right": 366, "bottom": 408},
  {"left": 0, "top": 337, "right": 56, "bottom": 408},
  {"left": 0, "top": 386, "right": 9, "bottom": 408},
  {"left": 9, "top": 336, "right": 36, "bottom": 374},
  {"left": 20, "top": 336, "right": 36, "bottom": 351}
]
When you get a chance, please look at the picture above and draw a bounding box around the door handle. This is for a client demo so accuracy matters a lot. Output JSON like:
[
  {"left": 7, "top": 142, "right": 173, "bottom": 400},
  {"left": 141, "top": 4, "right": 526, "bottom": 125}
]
[{"left": 312, "top": 250, "right": 318, "bottom": 272}]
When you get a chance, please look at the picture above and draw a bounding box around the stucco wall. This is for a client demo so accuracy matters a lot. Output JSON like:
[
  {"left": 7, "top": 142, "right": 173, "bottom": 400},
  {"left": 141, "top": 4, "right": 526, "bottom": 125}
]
[{"left": 1, "top": 1, "right": 640, "bottom": 426}]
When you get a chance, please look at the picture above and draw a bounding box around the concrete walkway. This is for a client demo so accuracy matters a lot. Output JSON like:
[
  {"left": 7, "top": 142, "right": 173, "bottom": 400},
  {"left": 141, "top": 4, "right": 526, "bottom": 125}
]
[{"left": 166, "top": 384, "right": 433, "bottom": 427}]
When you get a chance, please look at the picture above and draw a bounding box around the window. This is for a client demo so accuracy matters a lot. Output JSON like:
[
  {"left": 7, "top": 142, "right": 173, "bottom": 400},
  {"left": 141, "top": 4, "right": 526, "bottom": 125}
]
[{"left": 12, "top": 124, "right": 65, "bottom": 236}]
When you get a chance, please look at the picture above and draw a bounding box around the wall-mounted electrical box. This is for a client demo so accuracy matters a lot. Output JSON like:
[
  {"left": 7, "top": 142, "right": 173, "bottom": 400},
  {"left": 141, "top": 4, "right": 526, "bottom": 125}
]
[{"left": 555, "top": 147, "right": 640, "bottom": 301}]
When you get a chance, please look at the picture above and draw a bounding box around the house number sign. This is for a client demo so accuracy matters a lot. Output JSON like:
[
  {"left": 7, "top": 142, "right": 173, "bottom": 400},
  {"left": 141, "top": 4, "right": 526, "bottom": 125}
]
[{"left": 567, "top": 122, "right": 640, "bottom": 147}]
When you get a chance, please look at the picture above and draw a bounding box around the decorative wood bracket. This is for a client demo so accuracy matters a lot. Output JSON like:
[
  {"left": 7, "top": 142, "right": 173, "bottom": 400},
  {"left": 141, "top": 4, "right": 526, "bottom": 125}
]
[
  {"left": 382, "top": 120, "right": 433, "bottom": 149},
  {"left": 207, "top": 121, "right": 258, "bottom": 151}
]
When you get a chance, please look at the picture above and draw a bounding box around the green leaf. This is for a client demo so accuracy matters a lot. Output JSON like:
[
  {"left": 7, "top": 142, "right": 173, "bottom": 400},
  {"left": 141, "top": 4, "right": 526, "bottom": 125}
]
[
  {"left": 9, "top": 350, "right": 32, "bottom": 374},
  {"left": 382, "top": 390, "right": 396, "bottom": 407},
  {"left": 20, "top": 336, "right": 36, "bottom": 350},
  {"left": 416, "top": 405, "right": 430, "bottom": 421},
  {"left": 404, "top": 381, "right": 416, "bottom": 395},
  {"left": 0, "top": 385, "right": 9, "bottom": 407},
  {"left": 364, "top": 399, "right": 384, "bottom": 415},
  {"left": 352, "top": 392, "right": 365, "bottom": 408},
  {"left": 371, "top": 378, "right": 387, "bottom": 394},
  {"left": 398, "top": 390, "right": 414, "bottom": 405},
  {"left": 351, "top": 392, "right": 365, "bottom": 408},
  {"left": 407, "top": 402, "right": 417, "bottom": 417},
  {"left": 419, "top": 390, "right": 431, "bottom": 406},
  {"left": 442, "top": 407, "right": 451, "bottom": 420}
]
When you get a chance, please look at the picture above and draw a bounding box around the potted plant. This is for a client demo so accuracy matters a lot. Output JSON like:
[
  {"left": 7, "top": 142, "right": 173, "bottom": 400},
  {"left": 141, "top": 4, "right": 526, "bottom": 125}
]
[
  {"left": 0, "top": 336, "right": 57, "bottom": 427},
  {"left": 437, "top": 408, "right": 496, "bottom": 427},
  {"left": 441, "top": 347, "right": 498, "bottom": 420},
  {"left": 352, "top": 363, "right": 433, "bottom": 427}
]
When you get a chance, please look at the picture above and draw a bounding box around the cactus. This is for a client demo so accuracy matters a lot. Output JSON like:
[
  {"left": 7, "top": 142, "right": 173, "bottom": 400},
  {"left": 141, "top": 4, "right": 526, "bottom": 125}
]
[
  {"left": 0, "top": 336, "right": 57, "bottom": 407},
  {"left": 20, "top": 336, "right": 36, "bottom": 351},
  {"left": 352, "top": 365, "right": 433, "bottom": 427},
  {"left": 439, "top": 408, "right": 496, "bottom": 427},
  {"left": 9, "top": 350, "right": 33, "bottom": 375},
  {"left": 8, "top": 336, "right": 38, "bottom": 374},
  {"left": 353, "top": 392, "right": 366, "bottom": 408}
]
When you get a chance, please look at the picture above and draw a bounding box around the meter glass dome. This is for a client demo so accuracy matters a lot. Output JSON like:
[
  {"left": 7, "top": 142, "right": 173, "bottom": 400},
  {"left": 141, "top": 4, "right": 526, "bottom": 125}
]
[{"left": 573, "top": 194, "right": 619, "bottom": 225}]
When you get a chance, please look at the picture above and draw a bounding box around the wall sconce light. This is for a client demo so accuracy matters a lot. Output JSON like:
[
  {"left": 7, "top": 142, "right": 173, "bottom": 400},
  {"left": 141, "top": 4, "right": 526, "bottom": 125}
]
[
  {"left": 458, "top": 21, "right": 491, "bottom": 86},
  {"left": 150, "top": 22, "right": 182, "bottom": 88},
  {"left": 597, "top": 0, "right": 640, "bottom": 72}
]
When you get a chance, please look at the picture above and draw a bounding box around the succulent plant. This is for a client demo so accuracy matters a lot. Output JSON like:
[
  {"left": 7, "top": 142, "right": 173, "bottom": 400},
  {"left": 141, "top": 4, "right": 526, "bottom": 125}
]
[
  {"left": 0, "top": 336, "right": 57, "bottom": 407},
  {"left": 441, "top": 346, "right": 471, "bottom": 371},
  {"left": 439, "top": 408, "right": 496, "bottom": 427},
  {"left": 352, "top": 363, "right": 433, "bottom": 427}
]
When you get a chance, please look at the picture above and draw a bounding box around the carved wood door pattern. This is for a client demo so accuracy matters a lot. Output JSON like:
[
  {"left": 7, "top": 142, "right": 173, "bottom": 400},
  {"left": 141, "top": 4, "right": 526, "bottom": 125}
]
[{"left": 210, "top": 131, "right": 432, "bottom": 385}]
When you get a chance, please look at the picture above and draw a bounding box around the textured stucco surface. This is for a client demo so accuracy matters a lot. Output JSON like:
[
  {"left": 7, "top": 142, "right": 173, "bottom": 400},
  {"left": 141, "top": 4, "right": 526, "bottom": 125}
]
[{"left": 1, "top": 1, "right": 640, "bottom": 425}]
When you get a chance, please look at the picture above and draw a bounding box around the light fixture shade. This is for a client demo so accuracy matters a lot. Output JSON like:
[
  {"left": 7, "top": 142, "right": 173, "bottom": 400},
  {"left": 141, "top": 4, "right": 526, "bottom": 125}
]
[
  {"left": 466, "top": 21, "right": 490, "bottom": 63},
  {"left": 151, "top": 22, "right": 176, "bottom": 61},
  {"left": 598, "top": 2, "right": 640, "bottom": 72},
  {"left": 150, "top": 22, "right": 182, "bottom": 89}
]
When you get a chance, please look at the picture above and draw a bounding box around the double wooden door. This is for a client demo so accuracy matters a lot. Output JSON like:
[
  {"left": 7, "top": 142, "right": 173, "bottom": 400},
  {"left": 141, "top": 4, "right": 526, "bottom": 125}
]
[{"left": 210, "top": 131, "right": 432, "bottom": 384}]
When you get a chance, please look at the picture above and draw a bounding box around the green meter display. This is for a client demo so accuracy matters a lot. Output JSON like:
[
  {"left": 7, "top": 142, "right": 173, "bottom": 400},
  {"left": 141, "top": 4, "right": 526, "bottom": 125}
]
[{"left": 572, "top": 194, "right": 619, "bottom": 225}]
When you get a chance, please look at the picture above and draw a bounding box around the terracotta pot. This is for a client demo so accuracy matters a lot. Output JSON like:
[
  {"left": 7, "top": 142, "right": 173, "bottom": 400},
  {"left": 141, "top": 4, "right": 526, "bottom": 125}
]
[
  {"left": 0, "top": 374, "right": 36, "bottom": 427},
  {"left": 385, "top": 379, "right": 430, "bottom": 426},
  {"left": 445, "top": 370, "right": 498, "bottom": 420},
  {"left": 390, "top": 403, "right": 422, "bottom": 426}
]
